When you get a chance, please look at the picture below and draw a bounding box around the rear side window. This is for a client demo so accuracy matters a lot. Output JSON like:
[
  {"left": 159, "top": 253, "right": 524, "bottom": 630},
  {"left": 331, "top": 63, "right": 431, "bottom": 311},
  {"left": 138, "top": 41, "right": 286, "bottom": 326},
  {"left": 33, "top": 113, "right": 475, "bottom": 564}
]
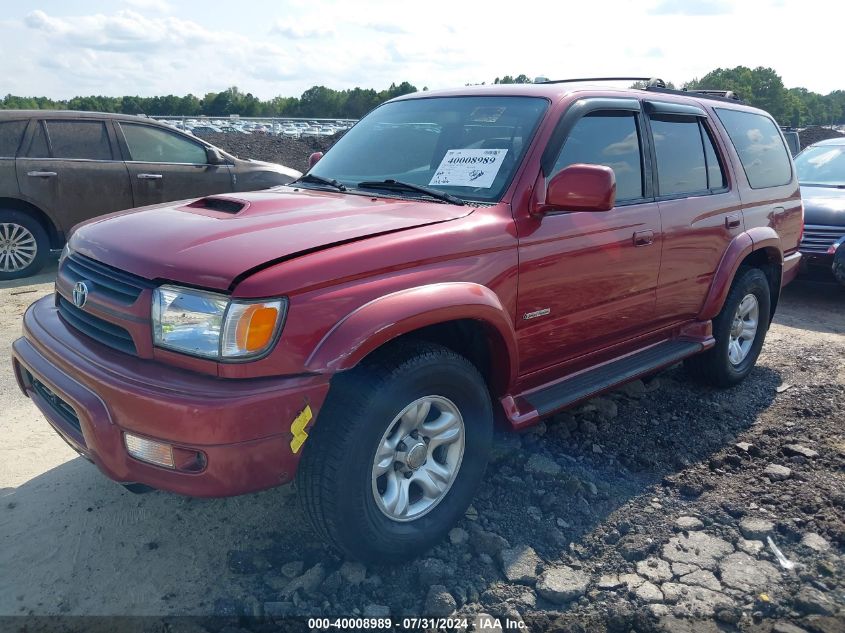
[
  {"left": 551, "top": 111, "right": 644, "bottom": 202},
  {"left": 45, "top": 120, "right": 113, "bottom": 160},
  {"left": 650, "top": 116, "right": 726, "bottom": 195},
  {"left": 715, "top": 109, "right": 792, "bottom": 188},
  {"left": 0, "top": 120, "right": 27, "bottom": 158},
  {"left": 120, "top": 123, "right": 207, "bottom": 164}
]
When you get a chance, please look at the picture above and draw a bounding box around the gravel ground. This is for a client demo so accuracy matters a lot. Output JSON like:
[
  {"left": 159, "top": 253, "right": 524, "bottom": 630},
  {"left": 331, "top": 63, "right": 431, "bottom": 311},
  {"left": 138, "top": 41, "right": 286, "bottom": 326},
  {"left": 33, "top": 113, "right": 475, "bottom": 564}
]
[
  {"left": 798, "top": 126, "right": 844, "bottom": 148},
  {"left": 1, "top": 262, "right": 843, "bottom": 632},
  {"left": 196, "top": 131, "right": 343, "bottom": 173}
]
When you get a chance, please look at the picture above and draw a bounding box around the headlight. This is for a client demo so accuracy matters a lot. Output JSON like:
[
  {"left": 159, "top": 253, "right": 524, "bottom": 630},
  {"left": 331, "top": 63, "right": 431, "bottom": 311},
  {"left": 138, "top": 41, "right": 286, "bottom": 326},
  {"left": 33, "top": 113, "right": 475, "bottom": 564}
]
[{"left": 152, "top": 285, "right": 286, "bottom": 360}]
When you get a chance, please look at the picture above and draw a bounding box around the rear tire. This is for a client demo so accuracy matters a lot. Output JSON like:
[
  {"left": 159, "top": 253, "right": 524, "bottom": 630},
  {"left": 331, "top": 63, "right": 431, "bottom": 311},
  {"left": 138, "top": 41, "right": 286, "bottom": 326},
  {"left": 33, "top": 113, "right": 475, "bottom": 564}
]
[
  {"left": 296, "top": 342, "right": 493, "bottom": 563},
  {"left": 0, "top": 210, "right": 49, "bottom": 280},
  {"left": 685, "top": 267, "right": 771, "bottom": 387}
]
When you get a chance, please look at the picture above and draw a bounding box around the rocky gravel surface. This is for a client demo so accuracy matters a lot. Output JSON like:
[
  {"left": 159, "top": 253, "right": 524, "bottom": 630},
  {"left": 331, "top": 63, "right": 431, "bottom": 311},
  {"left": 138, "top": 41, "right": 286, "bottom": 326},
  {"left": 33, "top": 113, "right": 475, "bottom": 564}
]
[
  {"left": 798, "top": 126, "right": 844, "bottom": 149},
  {"left": 202, "top": 283, "right": 844, "bottom": 632},
  {"left": 196, "top": 131, "right": 344, "bottom": 173}
]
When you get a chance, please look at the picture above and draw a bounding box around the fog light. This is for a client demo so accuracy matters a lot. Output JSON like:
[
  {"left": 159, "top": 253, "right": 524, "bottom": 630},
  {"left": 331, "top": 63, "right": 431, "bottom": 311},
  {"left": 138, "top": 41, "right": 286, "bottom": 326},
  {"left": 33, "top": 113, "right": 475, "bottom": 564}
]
[{"left": 125, "top": 433, "right": 175, "bottom": 468}]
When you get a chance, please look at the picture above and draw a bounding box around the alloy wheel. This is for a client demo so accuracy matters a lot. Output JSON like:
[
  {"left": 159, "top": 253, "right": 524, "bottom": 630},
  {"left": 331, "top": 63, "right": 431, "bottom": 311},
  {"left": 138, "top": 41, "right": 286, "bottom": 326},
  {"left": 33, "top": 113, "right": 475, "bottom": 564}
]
[
  {"left": 371, "top": 395, "right": 465, "bottom": 522},
  {"left": 728, "top": 293, "right": 759, "bottom": 365},
  {"left": 0, "top": 222, "right": 38, "bottom": 273}
]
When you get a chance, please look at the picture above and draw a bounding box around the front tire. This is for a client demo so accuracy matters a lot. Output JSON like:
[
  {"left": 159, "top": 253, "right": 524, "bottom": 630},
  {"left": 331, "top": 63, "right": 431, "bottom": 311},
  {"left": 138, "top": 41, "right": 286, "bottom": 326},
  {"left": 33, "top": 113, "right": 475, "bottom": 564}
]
[
  {"left": 0, "top": 210, "right": 49, "bottom": 280},
  {"left": 296, "top": 342, "right": 493, "bottom": 563},
  {"left": 685, "top": 267, "right": 771, "bottom": 387}
]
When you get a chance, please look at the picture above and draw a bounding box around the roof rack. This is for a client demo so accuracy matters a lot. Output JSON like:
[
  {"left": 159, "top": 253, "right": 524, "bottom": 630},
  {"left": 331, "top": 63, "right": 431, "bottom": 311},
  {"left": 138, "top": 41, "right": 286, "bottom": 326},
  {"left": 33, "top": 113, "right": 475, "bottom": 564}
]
[
  {"left": 537, "top": 76, "right": 666, "bottom": 87},
  {"left": 644, "top": 85, "right": 745, "bottom": 104},
  {"left": 533, "top": 77, "right": 746, "bottom": 104},
  {"left": 686, "top": 89, "right": 741, "bottom": 101}
]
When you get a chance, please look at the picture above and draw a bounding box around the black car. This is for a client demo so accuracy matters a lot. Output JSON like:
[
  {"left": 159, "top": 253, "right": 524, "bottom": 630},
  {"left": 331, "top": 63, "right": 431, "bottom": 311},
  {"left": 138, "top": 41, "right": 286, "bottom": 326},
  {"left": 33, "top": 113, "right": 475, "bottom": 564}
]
[{"left": 795, "top": 137, "right": 845, "bottom": 286}]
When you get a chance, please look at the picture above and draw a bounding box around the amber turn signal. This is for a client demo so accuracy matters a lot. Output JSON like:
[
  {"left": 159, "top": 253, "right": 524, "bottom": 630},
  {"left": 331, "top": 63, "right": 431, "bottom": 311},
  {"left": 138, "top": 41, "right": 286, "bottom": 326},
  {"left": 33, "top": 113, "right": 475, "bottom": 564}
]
[
  {"left": 221, "top": 299, "right": 286, "bottom": 359},
  {"left": 236, "top": 305, "right": 279, "bottom": 352}
]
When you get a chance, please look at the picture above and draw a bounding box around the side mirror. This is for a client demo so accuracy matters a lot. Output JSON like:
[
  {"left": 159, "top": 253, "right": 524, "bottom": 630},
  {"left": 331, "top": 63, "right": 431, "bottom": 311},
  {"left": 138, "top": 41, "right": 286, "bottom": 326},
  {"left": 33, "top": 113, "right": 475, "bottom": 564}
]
[
  {"left": 308, "top": 151, "right": 323, "bottom": 168},
  {"left": 206, "top": 147, "right": 225, "bottom": 165},
  {"left": 539, "top": 164, "right": 616, "bottom": 214}
]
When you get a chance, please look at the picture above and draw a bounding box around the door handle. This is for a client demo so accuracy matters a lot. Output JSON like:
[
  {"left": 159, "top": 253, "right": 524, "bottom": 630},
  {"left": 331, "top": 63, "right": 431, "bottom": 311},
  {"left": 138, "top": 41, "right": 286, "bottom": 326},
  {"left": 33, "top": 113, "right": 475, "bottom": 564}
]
[
  {"left": 633, "top": 230, "right": 654, "bottom": 246},
  {"left": 725, "top": 214, "right": 741, "bottom": 229},
  {"left": 26, "top": 171, "right": 57, "bottom": 178},
  {"left": 137, "top": 173, "right": 163, "bottom": 180}
]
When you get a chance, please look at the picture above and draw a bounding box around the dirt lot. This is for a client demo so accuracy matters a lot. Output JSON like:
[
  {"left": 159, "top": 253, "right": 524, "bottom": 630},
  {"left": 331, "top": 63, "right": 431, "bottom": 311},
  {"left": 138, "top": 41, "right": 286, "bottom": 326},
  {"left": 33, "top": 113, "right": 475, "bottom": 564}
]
[
  {"left": 1, "top": 261, "right": 843, "bottom": 632},
  {"left": 798, "top": 126, "right": 844, "bottom": 149},
  {"left": 196, "top": 131, "right": 343, "bottom": 173}
]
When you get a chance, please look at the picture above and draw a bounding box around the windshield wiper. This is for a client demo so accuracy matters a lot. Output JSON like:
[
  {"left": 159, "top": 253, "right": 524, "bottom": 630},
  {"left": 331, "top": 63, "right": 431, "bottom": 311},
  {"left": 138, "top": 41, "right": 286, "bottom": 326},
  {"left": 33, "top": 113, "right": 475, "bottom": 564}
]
[
  {"left": 295, "top": 173, "right": 347, "bottom": 191},
  {"left": 357, "top": 179, "right": 465, "bottom": 206}
]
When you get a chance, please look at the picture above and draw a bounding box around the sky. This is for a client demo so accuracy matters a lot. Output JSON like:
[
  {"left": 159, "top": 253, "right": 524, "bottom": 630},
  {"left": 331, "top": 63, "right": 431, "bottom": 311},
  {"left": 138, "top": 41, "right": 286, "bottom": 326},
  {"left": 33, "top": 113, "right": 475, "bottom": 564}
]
[{"left": 0, "top": 0, "right": 842, "bottom": 100}]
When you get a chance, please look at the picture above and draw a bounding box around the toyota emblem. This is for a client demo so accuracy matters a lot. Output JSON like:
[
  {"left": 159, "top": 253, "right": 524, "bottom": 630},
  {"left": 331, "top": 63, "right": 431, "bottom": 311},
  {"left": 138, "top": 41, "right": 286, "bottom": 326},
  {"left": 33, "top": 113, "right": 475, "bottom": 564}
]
[{"left": 72, "top": 281, "right": 90, "bottom": 308}]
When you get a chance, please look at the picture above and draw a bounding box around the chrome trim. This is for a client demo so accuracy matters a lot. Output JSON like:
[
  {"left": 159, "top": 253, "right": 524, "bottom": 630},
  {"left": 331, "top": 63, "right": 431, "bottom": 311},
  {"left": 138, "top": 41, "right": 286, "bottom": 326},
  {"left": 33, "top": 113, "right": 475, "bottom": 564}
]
[
  {"left": 125, "top": 161, "right": 219, "bottom": 167},
  {"left": 20, "top": 157, "right": 125, "bottom": 164}
]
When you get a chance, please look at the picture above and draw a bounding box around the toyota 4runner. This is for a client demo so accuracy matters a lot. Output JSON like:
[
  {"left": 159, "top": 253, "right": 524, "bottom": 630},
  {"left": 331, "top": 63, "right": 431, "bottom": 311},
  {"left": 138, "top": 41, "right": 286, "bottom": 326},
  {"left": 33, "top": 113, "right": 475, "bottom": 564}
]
[{"left": 12, "top": 80, "right": 802, "bottom": 562}]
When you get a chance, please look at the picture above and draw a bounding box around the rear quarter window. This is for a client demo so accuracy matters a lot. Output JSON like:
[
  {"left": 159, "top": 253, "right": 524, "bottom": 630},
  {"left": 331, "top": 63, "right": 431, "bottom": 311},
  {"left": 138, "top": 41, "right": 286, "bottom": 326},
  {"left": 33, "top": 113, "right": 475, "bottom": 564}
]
[
  {"left": 45, "top": 120, "right": 113, "bottom": 160},
  {"left": 0, "top": 120, "right": 27, "bottom": 158},
  {"left": 715, "top": 109, "right": 792, "bottom": 189}
]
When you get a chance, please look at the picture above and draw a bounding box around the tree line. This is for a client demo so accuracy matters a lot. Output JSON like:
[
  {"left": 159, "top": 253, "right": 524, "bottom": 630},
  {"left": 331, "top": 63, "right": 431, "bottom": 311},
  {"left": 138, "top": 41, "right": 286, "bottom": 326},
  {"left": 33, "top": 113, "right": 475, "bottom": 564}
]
[
  {"left": 2, "top": 67, "right": 843, "bottom": 126},
  {"left": 0, "top": 82, "right": 421, "bottom": 120}
]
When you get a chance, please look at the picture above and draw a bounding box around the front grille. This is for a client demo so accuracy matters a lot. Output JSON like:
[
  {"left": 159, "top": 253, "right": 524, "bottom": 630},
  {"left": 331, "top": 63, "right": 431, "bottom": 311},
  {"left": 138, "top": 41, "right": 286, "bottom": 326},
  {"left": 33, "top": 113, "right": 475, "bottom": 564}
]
[
  {"left": 801, "top": 224, "right": 845, "bottom": 254},
  {"left": 63, "top": 253, "right": 155, "bottom": 305},
  {"left": 28, "top": 371, "right": 84, "bottom": 439},
  {"left": 58, "top": 296, "right": 137, "bottom": 355}
]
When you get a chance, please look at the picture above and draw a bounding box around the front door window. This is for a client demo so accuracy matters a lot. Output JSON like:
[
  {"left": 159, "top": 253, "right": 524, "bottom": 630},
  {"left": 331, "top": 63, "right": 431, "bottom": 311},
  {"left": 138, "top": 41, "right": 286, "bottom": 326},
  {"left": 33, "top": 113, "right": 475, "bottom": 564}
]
[{"left": 121, "top": 123, "right": 207, "bottom": 164}]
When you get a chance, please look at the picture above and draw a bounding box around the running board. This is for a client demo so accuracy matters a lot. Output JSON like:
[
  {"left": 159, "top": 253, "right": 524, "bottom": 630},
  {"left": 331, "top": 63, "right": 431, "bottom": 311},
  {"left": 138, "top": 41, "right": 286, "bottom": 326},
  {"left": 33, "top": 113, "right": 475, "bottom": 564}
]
[{"left": 523, "top": 340, "right": 704, "bottom": 417}]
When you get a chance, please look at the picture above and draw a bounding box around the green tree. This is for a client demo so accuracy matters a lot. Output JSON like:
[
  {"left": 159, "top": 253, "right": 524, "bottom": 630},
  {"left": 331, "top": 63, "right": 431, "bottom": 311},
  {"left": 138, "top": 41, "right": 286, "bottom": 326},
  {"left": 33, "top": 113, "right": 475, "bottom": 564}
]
[
  {"left": 686, "top": 66, "right": 788, "bottom": 122},
  {"left": 298, "top": 85, "right": 340, "bottom": 117}
]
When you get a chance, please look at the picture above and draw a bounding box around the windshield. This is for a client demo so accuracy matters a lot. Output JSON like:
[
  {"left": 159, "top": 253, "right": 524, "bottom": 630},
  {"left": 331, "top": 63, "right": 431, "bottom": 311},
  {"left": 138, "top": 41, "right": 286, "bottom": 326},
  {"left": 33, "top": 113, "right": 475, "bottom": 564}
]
[
  {"left": 307, "top": 96, "right": 549, "bottom": 202},
  {"left": 794, "top": 144, "right": 845, "bottom": 186}
]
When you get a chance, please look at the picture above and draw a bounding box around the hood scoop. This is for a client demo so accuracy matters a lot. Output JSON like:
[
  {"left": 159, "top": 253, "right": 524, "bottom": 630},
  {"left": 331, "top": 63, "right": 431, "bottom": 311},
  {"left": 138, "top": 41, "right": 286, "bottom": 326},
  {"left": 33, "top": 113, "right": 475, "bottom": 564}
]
[{"left": 184, "top": 196, "right": 248, "bottom": 214}]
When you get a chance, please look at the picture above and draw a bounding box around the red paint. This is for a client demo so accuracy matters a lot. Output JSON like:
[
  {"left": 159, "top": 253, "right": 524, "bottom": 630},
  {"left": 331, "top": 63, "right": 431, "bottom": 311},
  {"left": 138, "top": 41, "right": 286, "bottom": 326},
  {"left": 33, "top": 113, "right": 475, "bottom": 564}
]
[
  {"left": 13, "top": 296, "right": 328, "bottom": 496},
  {"left": 537, "top": 164, "right": 616, "bottom": 214},
  {"left": 13, "top": 83, "right": 802, "bottom": 497}
]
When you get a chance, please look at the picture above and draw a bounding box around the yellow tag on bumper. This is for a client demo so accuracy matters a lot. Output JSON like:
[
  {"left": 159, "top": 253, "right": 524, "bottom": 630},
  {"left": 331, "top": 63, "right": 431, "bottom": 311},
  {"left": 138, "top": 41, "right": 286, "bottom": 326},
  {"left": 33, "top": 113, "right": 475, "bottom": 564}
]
[{"left": 290, "top": 405, "right": 313, "bottom": 454}]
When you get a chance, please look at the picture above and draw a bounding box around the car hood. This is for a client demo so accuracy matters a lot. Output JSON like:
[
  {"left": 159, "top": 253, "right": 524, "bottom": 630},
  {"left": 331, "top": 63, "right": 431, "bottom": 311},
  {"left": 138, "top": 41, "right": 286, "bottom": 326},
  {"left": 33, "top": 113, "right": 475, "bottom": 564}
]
[
  {"left": 801, "top": 185, "right": 845, "bottom": 226},
  {"left": 70, "top": 188, "right": 472, "bottom": 290}
]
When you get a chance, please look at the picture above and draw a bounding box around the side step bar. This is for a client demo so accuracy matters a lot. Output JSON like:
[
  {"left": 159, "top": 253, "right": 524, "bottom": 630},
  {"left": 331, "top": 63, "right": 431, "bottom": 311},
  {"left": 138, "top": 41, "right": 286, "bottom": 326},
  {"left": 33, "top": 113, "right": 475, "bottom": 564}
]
[{"left": 523, "top": 340, "right": 704, "bottom": 417}]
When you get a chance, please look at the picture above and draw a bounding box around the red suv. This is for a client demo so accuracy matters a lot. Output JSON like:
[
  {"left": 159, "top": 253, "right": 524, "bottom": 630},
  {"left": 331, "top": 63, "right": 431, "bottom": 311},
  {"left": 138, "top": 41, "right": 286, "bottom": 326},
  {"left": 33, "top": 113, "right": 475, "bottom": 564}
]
[{"left": 12, "top": 80, "right": 802, "bottom": 562}]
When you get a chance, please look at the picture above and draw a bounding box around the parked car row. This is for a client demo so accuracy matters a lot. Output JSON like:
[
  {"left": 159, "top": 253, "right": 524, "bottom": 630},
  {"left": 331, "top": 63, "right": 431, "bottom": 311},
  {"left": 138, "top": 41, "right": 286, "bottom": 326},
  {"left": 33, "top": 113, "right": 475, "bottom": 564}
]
[
  {"left": 0, "top": 110, "right": 301, "bottom": 278},
  {"left": 157, "top": 118, "right": 355, "bottom": 139}
]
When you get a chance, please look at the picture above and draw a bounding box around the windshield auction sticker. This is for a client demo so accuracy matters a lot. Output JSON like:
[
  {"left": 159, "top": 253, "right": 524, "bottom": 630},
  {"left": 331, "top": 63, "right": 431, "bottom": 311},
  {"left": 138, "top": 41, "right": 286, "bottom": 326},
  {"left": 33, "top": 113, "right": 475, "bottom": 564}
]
[{"left": 429, "top": 148, "right": 508, "bottom": 188}]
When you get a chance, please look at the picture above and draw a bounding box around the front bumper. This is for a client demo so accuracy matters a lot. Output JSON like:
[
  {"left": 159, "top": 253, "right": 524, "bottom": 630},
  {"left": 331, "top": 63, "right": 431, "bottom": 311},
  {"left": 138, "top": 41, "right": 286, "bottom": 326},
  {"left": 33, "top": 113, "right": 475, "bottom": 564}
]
[
  {"left": 12, "top": 295, "right": 330, "bottom": 497},
  {"left": 798, "top": 249, "right": 833, "bottom": 269}
]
